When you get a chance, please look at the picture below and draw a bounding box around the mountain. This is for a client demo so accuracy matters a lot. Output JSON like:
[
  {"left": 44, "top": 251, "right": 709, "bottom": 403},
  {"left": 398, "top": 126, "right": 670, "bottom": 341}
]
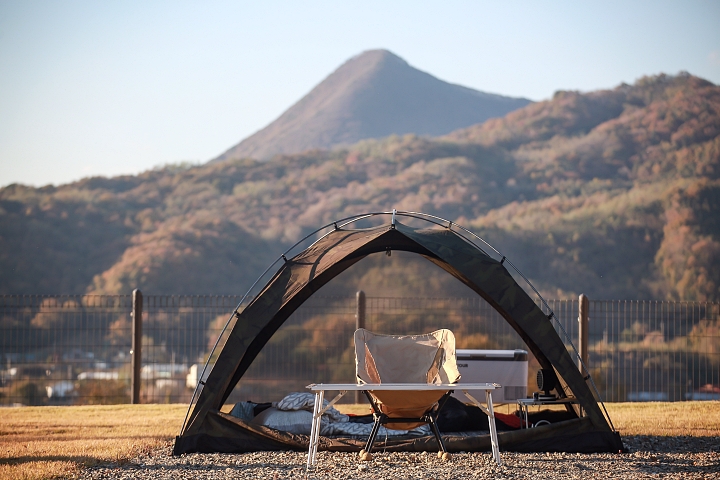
[
  {"left": 213, "top": 49, "right": 531, "bottom": 162},
  {"left": 1, "top": 73, "right": 718, "bottom": 301},
  {"left": 446, "top": 73, "right": 720, "bottom": 300}
]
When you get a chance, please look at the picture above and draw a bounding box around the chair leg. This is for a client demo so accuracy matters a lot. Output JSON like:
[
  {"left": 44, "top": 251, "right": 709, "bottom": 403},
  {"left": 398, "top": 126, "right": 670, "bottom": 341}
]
[
  {"left": 363, "top": 416, "right": 383, "bottom": 454},
  {"left": 361, "top": 391, "right": 385, "bottom": 456},
  {"left": 427, "top": 415, "right": 447, "bottom": 453}
]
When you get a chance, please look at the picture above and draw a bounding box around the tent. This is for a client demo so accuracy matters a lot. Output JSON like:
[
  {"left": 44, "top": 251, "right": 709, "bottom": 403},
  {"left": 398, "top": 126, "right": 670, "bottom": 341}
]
[{"left": 174, "top": 212, "right": 624, "bottom": 455}]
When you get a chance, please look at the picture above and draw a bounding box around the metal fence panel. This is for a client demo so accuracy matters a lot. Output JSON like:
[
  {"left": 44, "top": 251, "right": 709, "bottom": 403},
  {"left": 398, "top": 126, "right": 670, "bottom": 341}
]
[
  {"left": 582, "top": 300, "right": 720, "bottom": 402},
  {"left": 1, "top": 295, "right": 718, "bottom": 406},
  {"left": 1, "top": 295, "right": 132, "bottom": 405}
]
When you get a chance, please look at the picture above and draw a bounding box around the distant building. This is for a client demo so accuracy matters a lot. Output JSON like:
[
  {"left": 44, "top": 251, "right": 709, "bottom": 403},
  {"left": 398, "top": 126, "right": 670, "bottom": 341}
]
[
  {"left": 46, "top": 381, "right": 74, "bottom": 398},
  {"left": 627, "top": 391, "right": 668, "bottom": 402},
  {"left": 685, "top": 384, "right": 720, "bottom": 401},
  {"left": 186, "top": 364, "right": 209, "bottom": 390},
  {"left": 77, "top": 371, "right": 119, "bottom": 380},
  {"left": 141, "top": 364, "right": 188, "bottom": 380}
]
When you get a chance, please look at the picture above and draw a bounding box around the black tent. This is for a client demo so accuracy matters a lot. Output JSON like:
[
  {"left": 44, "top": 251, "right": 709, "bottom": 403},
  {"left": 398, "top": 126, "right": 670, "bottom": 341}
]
[{"left": 174, "top": 212, "right": 623, "bottom": 455}]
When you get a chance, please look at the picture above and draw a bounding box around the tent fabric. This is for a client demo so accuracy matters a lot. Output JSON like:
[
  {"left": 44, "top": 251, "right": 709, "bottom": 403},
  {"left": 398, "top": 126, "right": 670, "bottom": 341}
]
[{"left": 174, "top": 221, "right": 624, "bottom": 455}]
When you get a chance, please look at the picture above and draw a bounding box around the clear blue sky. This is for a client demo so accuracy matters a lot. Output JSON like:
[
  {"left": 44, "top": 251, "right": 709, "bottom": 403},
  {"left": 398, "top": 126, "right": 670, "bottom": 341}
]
[{"left": 1, "top": 0, "right": 719, "bottom": 188}]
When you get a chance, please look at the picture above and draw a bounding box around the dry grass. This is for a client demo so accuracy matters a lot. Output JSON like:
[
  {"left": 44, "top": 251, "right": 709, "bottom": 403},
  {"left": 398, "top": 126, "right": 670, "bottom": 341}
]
[
  {"left": 0, "top": 404, "right": 186, "bottom": 480},
  {"left": 1, "top": 402, "right": 718, "bottom": 480},
  {"left": 604, "top": 401, "right": 720, "bottom": 436}
]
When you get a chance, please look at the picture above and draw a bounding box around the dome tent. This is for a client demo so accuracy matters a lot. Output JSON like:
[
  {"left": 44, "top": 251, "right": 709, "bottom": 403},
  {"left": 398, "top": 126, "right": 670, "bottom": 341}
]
[{"left": 174, "top": 211, "right": 623, "bottom": 455}]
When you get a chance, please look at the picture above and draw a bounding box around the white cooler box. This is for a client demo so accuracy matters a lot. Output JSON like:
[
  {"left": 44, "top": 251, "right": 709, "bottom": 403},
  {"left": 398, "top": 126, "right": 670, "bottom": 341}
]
[{"left": 452, "top": 349, "right": 528, "bottom": 403}]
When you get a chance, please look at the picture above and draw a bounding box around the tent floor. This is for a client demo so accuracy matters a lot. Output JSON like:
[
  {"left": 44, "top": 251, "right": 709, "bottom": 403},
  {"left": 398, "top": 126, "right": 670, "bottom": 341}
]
[{"left": 173, "top": 410, "right": 624, "bottom": 455}]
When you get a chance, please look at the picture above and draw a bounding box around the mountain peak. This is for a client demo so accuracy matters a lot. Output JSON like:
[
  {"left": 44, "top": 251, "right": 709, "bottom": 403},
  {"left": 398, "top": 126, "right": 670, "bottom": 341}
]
[
  {"left": 213, "top": 50, "right": 531, "bottom": 162},
  {"left": 345, "top": 49, "right": 408, "bottom": 68}
]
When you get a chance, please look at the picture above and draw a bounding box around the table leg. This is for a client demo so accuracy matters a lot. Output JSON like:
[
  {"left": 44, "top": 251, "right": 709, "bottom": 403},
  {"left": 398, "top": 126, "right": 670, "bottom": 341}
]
[
  {"left": 306, "top": 392, "right": 318, "bottom": 469},
  {"left": 461, "top": 390, "right": 502, "bottom": 466},
  {"left": 306, "top": 390, "right": 325, "bottom": 469},
  {"left": 485, "top": 390, "right": 502, "bottom": 466},
  {"left": 313, "top": 390, "right": 325, "bottom": 464},
  {"left": 517, "top": 402, "right": 527, "bottom": 428}
]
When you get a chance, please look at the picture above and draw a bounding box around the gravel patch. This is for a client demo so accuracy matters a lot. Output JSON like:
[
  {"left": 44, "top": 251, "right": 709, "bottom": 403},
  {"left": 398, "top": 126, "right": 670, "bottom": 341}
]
[{"left": 78, "top": 436, "right": 719, "bottom": 479}]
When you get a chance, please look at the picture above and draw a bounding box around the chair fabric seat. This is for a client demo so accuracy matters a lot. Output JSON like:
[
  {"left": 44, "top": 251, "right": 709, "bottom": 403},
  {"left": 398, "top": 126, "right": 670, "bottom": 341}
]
[
  {"left": 366, "top": 389, "right": 449, "bottom": 429},
  {"left": 355, "top": 329, "right": 460, "bottom": 385},
  {"left": 354, "top": 328, "right": 461, "bottom": 447}
]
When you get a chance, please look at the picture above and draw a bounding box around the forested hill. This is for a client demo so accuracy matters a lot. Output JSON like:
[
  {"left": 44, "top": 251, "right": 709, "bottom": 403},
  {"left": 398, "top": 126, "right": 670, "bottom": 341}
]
[{"left": 1, "top": 73, "right": 718, "bottom": 301}]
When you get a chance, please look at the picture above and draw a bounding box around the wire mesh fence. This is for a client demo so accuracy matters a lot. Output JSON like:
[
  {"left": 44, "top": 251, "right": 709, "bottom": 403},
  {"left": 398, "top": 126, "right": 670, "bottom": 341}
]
[
  {"left": 0, "top": 294, "right": 243, "bottom": 406},
  {"left": 582, "top": 300, "right": 720, "bottom": 402},
  {"left": 1, "top": 294, "right": 718, "bottom": 406}
]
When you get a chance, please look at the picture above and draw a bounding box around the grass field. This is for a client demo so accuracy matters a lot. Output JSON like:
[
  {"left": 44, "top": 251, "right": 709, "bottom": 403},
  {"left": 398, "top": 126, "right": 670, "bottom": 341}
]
[{"left": 1, "top": 402, "right": 718, "bottom": 480}]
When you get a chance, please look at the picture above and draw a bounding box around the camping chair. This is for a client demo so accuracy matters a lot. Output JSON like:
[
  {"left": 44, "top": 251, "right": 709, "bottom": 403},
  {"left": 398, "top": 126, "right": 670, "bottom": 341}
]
[{"left": 354, "top": 328, "right": 461, "bottom": 460}]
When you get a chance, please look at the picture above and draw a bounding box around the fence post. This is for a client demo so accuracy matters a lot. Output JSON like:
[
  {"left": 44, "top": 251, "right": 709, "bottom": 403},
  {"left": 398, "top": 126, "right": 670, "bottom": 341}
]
[
  {"left": 355, "top": 290, "right": 366, "bottom": 404},
  {"left": 578, "top": 293, "right": 589, "bottom": 373},
  {"left": 131, "top": 289, "right": 143, "bottom": 404}
]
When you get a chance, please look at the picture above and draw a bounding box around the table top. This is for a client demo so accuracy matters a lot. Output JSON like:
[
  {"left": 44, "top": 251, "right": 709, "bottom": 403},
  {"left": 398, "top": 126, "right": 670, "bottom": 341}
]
[
  {"left": 516, "top": 397, "right": 579, "bottom": 405},
  {"left": 307, "top": 382, "right": 501, "bottom": 391}
]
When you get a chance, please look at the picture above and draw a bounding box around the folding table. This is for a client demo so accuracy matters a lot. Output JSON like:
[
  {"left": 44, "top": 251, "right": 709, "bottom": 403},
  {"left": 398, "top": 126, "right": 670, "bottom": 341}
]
[
  {"left": 305, "top": 382, "right": 502, "bottom": 469},
  {"left": 516, "top": 396, "right": 580, "bottom": 428}
]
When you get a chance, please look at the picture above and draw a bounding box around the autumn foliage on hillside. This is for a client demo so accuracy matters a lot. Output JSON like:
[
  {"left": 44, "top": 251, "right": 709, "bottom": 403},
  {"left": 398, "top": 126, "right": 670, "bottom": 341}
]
[{"left": 1, "top": 73, "right": 718, "bottom": 301}]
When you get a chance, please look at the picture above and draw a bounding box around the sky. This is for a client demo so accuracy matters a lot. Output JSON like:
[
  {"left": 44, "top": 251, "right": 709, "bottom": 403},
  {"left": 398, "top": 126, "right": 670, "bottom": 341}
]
[{"left": 1, "top": 1, "right": 719, "bottom": 188}]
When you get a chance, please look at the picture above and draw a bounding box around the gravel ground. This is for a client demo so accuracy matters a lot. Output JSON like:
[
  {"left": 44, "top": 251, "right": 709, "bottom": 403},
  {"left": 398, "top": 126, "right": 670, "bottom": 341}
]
[{"left": 78, "top": 436, "right": 719, "bottom": 479}]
